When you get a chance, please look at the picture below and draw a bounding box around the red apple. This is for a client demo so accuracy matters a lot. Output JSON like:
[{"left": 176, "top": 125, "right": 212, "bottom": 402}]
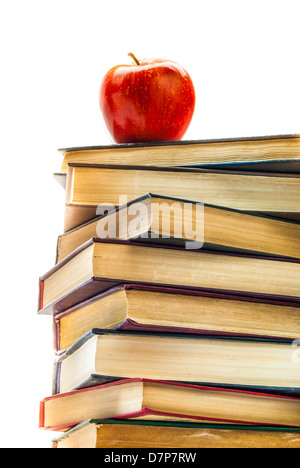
[{"left": 100, "top": 53, "right": 196, "bottom": 144}]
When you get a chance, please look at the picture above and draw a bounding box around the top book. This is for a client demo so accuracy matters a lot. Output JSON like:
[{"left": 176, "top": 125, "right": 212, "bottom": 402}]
[{"left": 59, "top": 134, "right": 300, "bottom": 173}]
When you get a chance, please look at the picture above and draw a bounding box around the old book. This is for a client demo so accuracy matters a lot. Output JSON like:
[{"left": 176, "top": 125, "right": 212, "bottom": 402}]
[
  {"left": 52, "top": 420, "right": 300, "bottom": 448},
  {"left": 57, "top": 193, "right": 300, "bottom": 263},
  {"left": 53, "top": 329, "right": 300, "bottom": 395},
  {"left": 59, "top": 134, "right": 300, "bottom": 173},
  {"left": 64, "top": 164, "right": 300, "bottom": 231},
  {"left": 40, "top": 378, "right": 300, "bottom": 432},
  {"left": 38, "top": 239, "right": 300, "bottom": 317},
  {"left": 53, "top": 284, "right": 300, "bottom": 353}
]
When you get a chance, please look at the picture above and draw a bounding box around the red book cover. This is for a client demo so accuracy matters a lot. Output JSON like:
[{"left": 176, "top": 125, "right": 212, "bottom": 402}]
[{"left": 39, "top": 378, "right": 300, "bottom": 432}]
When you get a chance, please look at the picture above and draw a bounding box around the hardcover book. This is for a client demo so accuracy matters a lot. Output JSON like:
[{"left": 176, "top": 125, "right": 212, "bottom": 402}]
[
  {"left": 52, "top": 420, "right": 300, "bottom": 448},
  {"left": 59, "top": 134, "right": 300, "bottom": 173},
  {"left": 53, "top": 284, "right": 300, "bottom": 353},
  {"left": 38, "top": 239, "right": 300, "bottom": 317},
  {"left": 57, "top": 193, "right": 300, "bottom": 263},
  {"left": 40, "top": 378, "right": 300, "bottom": 432},
  {"left": 53, "top": 329, "right": 300, "bottom": 396},
  {"left": 64, "top": 164, "right": 300, "bottom": 231}
]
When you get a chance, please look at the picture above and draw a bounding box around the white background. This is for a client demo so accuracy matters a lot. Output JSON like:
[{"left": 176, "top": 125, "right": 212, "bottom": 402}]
[{"left": 0, "top": 0, "right": 299, "bottom": 448}]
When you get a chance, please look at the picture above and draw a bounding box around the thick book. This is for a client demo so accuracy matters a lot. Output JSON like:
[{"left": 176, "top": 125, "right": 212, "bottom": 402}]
[
  {"left": 205, "top": 159, "right": 300, "bottom": 173},
  {"left": 53, "top": 284, "right": 300, "bottom": 353},
  {"left": 52, "top": 420, "right": 300, "bottom": 448},
  {"left": 64, "top": 164, "right": 300, "bottom": 231},
  {"left": 53, "top": 329, "right": 300, "bottom": 396},
  {"left": 59, "top": 134, "right": 300, "bottom": 173},
  {"left": 38, "top": 238, "right": 300, "bottom": 317},
  {"left": 57, "top": 193, "right": 300, "bottom": 263},
  {"left": 40, "top": 378, "right": 300, "bottom": 432},
  {"left": 52, "top": 419, "right": 300, "bottom": 450}
]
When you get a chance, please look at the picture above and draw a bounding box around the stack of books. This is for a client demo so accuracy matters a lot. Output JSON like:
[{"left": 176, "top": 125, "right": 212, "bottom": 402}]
[{"left": 38, "top": 135, "right": 300, "bottom": 448}]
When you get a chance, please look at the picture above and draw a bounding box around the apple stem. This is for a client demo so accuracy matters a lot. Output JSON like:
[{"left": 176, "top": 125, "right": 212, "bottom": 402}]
[{"left": 128, "top": 52, "right": 141, "bottom": 66}]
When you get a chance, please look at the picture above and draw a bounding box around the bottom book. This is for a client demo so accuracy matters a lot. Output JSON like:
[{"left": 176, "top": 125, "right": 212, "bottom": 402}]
[{"left": 52, "top": 420, "right": 300, "bottom": 449}]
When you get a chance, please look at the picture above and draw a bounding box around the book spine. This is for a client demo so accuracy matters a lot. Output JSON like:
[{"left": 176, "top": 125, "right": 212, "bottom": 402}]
[
  {"left": 52, "top": 361, "right": 61, "bottom": 395},
  {"left": 53, "top": 318, "right": 60, "bottom": 353},
  {"left": 39, "top": 400, "right": 45, "bottom": 429},
  {"left": 38, "top": 279, "right": 44, "bottom": 312},
  {"left": 55, "top": 236, "right": 61, "bottom": 265}
]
